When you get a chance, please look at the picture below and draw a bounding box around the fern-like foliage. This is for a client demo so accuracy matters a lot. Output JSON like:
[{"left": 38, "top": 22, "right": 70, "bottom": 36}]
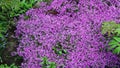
[
  {"left": 101, "top": 21, "right": 120, "bottom": 54},
  {"left": 108, "top": 28, "right": 120, "bottom": 54}
]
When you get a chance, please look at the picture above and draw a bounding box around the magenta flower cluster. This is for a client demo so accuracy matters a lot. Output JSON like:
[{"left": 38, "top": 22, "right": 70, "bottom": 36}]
[{"left": 15, "top": 0, "right": 120, "bottom": 68}]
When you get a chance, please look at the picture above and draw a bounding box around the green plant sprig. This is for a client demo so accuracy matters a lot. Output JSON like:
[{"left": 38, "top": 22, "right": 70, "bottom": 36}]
[{"left": 41, "top": 57, "right": 56, "bottom": 68}]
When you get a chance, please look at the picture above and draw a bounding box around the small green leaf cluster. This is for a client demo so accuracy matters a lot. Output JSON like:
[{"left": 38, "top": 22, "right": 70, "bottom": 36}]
[
  {"left": 101, "top": 21, "right": 120, "bottom": 54},
  {"left": 41, "top": 57, "right": 56, "bottom": 68},
  {"left": 52, "top": 42, "right": 67, "bottom": 55},
  {"left": 0, "top": 63, "right": 18, "bottom": 68}
]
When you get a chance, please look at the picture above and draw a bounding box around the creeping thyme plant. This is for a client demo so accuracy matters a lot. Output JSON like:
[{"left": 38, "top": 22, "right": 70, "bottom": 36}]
[
  {"left": 15, "top": 0, "right": 120, "bottom": 68},
  {"left": 1, "top": 0, "right": 120, "bottom": 68}
]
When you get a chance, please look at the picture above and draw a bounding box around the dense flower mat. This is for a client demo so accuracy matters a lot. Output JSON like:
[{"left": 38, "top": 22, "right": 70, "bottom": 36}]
[{"left": 15, "top": 0, "right": 120, "bottom": 68}]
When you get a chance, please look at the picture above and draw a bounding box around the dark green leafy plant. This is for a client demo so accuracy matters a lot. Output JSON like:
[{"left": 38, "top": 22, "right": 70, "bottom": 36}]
[{"left": 41, "top": 57, "right": 56, "bottom": 68}]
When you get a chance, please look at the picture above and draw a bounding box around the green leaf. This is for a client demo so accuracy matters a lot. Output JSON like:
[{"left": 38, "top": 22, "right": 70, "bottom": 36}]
[
  {"left": 41, "top": 57, "right": 56, "bottom": 68},
  {"left": 49, "top": 62, "right": 56, "bottom": 68},
  {"left": 41, "top": 57, "right": 49, "bottom": 68},
  {"left": 0, "top": 34, "right": 4, "bottom": 38},
  {"left": 108, "top": 36, "right": 120, "bottom": 54},
  {"left": 114, "top": 28, "right": 120, "bottom": 35},
  {"left": 109, "top": 45, "right": 118, "bottom": 50},
  {"left": 113, "top": 47, "right": 120, "bottom": 54},
  {"left": 62, "top": 49, "right": 67, "bottom": 54},
  {"left": 113, "top": 36, "right": 120, "bottom": 42},
  {"left": 58, "top": 50, "right": 63, "bottom": 55},
  {"left": 42, "top": 57, "right": 48, "bottom": 63},
  {"left": 109, "top": 40, "right": 119, "bottom": 45},
  {"left": 0, "top": 15, "right": 7, "bottom": 21}
]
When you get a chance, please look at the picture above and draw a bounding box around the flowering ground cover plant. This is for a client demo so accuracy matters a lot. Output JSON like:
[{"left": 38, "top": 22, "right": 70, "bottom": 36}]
[{"left": 15, "top": 0, "right": 120, "bottom": 68}]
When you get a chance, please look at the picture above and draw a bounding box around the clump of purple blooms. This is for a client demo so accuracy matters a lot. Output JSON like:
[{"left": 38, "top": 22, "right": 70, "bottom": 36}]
[{"left": 15, "top": 0, "right": 120, "bottom": 68}]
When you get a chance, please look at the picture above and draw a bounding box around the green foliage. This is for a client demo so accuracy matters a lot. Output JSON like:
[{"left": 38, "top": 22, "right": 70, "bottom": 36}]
[
  {"left": 0, "top": 63, "right": 18, "bottom": 68},
  {"left": 114, "top": 28, "right": 120, "bottom": 35},
  {"left": 101, "top": 21, "right": 120, "bottom": 36},
  {"left": 52, "top": 42, "right": 67, "bottom": 55},
  {"left": 0, "top": 0, "right": 38, "bottom": 20},
  {"left": 48, "top": 62, "right": 56, "bottom": 68},
  {"left": 101, "top": 21, "right": 120, "bottom": 54},
  {"left": 41, "top": 57, "right": 56, "bottom": 68},
  {"left": 41, "top": 57, "right": 49, "bottom": 68},
  {"left": 108, "top": 28, "right": 120, "bottom": 54},
  {"left": 109, "top": 37, "right": 120, "bottom": 54},
  {"left": 0, "top": 0, "right": 38, "bottom": 47},
  {"left": 0, "top": 21, "right": 9, "bottom": 47}
]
